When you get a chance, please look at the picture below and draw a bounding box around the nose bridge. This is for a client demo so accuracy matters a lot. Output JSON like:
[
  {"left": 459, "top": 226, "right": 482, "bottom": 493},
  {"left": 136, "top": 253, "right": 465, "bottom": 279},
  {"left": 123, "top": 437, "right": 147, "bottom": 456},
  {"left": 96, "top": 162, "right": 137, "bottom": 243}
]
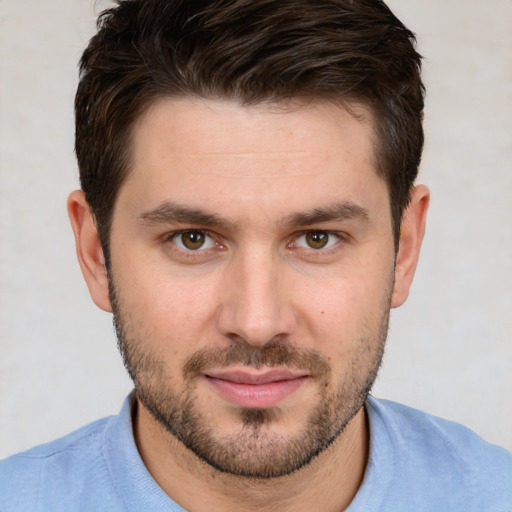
[{"left": 217, "top": 243, "right": 295, "bottom": 346}]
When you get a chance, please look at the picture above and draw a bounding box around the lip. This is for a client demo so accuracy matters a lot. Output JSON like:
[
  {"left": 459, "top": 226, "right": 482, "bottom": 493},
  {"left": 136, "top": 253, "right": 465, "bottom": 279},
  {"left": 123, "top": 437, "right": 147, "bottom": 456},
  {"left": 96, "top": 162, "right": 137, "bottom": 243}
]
[{"left": 204, "top": 368, "right": 310, "bottom": 409}]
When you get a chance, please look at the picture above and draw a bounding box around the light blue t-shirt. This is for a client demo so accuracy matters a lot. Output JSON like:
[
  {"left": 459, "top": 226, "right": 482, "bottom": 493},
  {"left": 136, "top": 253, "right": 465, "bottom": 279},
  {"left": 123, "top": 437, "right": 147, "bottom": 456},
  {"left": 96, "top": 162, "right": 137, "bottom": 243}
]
[{"left": 1, "top": 394, "right": 511, "bottom": 511}]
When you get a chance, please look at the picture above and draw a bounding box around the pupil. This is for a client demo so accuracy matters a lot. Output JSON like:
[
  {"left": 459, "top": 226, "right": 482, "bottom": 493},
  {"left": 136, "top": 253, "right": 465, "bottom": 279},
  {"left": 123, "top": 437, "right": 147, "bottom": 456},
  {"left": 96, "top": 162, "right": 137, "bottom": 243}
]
[
  {"left": 306, "top": 232, "right": 328, "bottom": 249},
  {"left": 183, "top": 231, "right": 204, "bottom": 249}
]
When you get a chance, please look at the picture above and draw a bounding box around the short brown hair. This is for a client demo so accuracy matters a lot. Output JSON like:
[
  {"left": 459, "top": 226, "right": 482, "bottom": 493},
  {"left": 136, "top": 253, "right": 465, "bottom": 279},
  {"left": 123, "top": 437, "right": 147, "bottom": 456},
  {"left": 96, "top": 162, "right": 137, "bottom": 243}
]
[{"left": 75, "top": 0, "right": 424, "bottom": 255}]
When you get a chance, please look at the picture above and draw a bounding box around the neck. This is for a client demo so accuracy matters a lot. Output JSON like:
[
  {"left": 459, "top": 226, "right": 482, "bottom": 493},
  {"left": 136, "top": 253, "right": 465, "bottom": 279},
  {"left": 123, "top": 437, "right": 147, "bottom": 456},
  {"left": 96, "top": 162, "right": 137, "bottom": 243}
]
[{"left": 134, "top": 401, "right": 369, "bottom": 512}]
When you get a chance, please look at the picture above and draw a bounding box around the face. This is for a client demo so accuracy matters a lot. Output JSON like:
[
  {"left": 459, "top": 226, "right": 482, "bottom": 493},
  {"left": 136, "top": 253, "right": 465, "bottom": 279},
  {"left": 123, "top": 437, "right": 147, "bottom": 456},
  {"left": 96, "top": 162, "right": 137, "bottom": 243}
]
[{"left": 107, "top": 98, "right": 397, "bottom": 478}]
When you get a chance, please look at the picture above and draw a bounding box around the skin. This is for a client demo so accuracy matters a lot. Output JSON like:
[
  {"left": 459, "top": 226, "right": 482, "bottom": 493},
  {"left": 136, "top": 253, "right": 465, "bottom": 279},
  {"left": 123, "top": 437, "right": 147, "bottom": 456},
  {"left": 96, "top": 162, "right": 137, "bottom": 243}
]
[{"left": 68, "top": 97, "right": 429, "bottom": 511}]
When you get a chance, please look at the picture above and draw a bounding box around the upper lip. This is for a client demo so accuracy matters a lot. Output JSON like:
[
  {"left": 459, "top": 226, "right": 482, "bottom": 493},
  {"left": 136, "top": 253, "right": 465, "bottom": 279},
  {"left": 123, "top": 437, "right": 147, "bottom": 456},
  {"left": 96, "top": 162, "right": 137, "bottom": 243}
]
[{"left": 204, "top": 369, "right": 309, "bottom": 385}]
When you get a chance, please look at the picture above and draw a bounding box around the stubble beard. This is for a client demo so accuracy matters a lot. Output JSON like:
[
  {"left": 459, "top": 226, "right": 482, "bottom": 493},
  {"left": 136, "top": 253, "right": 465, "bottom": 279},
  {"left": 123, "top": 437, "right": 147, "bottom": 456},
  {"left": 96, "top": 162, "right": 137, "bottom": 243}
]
[{"left": 109, "top": 279, "right": 389, "bottom": 479}]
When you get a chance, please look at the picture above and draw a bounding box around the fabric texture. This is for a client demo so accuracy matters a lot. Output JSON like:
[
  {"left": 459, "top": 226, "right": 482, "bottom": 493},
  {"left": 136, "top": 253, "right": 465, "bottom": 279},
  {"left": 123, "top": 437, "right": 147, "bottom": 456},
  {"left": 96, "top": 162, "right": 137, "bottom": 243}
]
[{"left": 1, "top": 394, "right": 511, "bottom": 511}]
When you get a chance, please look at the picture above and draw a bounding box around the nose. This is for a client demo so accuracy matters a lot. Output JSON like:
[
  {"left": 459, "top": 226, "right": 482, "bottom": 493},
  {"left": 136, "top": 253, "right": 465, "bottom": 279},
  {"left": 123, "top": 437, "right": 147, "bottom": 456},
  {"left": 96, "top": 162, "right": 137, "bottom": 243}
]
[{"left": 216, "top": 247, "right": 297, "bottom": 347}]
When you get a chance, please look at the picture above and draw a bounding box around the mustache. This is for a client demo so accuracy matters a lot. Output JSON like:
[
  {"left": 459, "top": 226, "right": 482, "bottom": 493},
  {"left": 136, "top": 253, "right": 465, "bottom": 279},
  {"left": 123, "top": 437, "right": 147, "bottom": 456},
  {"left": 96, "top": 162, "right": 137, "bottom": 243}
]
[{"left": 183, "top": 338, "right": 331, "bottom": 380}]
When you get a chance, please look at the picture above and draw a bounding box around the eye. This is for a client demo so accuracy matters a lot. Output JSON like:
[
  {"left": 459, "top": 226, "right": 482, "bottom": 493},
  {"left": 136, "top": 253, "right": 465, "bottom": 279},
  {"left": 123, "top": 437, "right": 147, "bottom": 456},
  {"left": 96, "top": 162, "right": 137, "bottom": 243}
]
[
  {"left": 294, "top": 231, "right": 340, "bottom": 250},
  {"left": 170, "top": 230, "right": 216, "bottom": 251}
]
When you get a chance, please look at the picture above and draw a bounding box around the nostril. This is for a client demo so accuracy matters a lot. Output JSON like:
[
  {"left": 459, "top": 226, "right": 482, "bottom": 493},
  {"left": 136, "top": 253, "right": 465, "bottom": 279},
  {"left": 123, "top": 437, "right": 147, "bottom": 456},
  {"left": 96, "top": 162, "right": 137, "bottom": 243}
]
[{"left": 216, "top": 301, "right": 297, "bottom": 348}]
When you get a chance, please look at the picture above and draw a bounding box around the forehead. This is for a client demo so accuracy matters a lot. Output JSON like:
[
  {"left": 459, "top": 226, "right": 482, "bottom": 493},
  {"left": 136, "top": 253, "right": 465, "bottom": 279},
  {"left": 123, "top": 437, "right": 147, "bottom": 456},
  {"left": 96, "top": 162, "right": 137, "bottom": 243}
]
[
  {"left": 132, "top": 97, "right": 376, "bottom": 166},
  {"left": 118, "top": 97, "right": 387, "bottom": 223}
]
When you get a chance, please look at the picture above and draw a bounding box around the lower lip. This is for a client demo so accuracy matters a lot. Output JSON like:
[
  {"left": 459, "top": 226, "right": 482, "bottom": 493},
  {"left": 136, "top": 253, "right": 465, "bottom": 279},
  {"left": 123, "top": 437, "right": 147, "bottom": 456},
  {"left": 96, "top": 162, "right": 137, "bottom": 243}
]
[{"left": 205, "top": 376, "right": 309, "bottom": 409}]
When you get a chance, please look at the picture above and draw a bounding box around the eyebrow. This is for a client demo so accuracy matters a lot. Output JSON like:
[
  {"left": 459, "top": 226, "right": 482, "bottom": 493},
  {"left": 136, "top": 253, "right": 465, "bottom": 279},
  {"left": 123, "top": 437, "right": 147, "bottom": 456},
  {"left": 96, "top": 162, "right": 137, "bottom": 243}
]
[
  {"left": 138, "top": 200, "right": 369, "bottom": 230},
  {"left": 283, "top": 202, "right": 369, "bottom": 227},
  {"left": 138, "top": 202, "right": 236, "bottom": 230}
]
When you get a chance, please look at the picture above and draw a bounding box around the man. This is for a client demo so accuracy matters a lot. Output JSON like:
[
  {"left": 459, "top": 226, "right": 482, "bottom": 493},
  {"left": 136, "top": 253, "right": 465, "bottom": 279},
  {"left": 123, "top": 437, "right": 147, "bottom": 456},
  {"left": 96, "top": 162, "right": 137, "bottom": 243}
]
[{"left": 1, "top": 0, "right": 510, "bottom": 510}]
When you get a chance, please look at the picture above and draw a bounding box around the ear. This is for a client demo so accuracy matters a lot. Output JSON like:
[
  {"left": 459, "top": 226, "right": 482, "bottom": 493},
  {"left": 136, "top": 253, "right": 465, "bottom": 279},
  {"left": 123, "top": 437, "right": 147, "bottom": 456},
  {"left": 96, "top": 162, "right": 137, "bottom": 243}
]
[
  {"left": 67, "top": 190, "right": 112, "bottom": 312},
  {"left": 391, "top": 185, "right": 430, "bottom": 308}
]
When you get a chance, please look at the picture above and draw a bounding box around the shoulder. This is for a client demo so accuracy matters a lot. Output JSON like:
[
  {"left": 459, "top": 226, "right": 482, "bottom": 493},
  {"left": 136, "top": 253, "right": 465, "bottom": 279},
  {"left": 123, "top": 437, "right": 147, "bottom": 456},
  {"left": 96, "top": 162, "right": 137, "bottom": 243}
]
[
  {"left": 0, "top": 415, "right": 111, "bottom": 464},
  {"left": 365, "top": 397, "right": 512, "bottom": 510},
  {"left": 368, "top": 396, "right": 512, "bottom": 465},
  {"left": 2, "top": 415, "right": 110, "bottom": 461},
  {"left": 0, "top": 416, "right": 118, "bottom": 510}
]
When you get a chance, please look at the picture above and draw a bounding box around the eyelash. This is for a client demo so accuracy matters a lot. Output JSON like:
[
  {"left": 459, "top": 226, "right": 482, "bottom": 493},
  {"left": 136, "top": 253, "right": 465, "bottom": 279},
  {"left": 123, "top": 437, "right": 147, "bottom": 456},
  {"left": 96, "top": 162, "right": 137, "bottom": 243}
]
[
  {"left": 290, "top": 231, "right": 343, "bottom": 251},
  {"left": 163, "top": 229, "right": 347, "bottom": 256},
  {"left": 165, "top": 230, "right": 221, "bottom": 253}
]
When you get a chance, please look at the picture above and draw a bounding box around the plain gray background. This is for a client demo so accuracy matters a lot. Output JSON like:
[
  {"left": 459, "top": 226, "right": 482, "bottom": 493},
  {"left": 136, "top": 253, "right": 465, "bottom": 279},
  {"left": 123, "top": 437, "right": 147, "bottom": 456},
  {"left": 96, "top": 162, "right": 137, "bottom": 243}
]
[{"left": 0, "top": 0, "right": 511, "bottom": 459}]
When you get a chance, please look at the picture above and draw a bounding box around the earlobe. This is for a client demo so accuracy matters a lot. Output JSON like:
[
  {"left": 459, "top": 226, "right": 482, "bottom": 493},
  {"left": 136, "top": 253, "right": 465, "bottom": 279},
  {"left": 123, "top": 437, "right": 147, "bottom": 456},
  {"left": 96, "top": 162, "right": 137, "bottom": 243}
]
[
  {"left": 391, "top": 185, "right": 430, "bottom": 308},
  {"left": 67, "top": 190, "right": 112, "bottom": 312}
]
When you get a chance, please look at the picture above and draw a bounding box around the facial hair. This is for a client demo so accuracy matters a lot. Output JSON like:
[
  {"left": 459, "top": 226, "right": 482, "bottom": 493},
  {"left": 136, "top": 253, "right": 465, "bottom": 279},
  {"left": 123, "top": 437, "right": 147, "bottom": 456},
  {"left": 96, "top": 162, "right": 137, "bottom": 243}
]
[{"left": 109, "top": 278, "right": 389, "bottom": 479}]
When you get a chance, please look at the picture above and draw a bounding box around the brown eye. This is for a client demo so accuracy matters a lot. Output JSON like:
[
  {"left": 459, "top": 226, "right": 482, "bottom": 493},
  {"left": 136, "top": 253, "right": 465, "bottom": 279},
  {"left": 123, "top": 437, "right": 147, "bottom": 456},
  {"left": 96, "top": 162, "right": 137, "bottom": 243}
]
[
  {"left": 182, "top": 231, "right": 205, "bottom": 250},
  {"left": 173, "top": 230, "right": 214, "bottom": 251},
  {"left": 305, "top": 231, "right": 329, "bottom": 249}
]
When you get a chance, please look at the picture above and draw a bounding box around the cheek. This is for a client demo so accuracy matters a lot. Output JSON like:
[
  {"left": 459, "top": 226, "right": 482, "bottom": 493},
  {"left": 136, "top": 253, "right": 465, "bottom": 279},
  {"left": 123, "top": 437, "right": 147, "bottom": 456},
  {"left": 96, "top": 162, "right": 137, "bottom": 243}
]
[
  {"left": 295, "top": 259, "right": 393, "bottom": 350},
  {"left": 112, "top": 256, "right": 221, "bottom": 357}
]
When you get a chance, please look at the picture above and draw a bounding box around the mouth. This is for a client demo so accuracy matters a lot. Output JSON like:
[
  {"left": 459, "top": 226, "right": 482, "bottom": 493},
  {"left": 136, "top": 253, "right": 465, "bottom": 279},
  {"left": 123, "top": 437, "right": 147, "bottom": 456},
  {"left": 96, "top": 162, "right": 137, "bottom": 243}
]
[{"left": 203, "top": 368, "right": 310, "bottom": 409}]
